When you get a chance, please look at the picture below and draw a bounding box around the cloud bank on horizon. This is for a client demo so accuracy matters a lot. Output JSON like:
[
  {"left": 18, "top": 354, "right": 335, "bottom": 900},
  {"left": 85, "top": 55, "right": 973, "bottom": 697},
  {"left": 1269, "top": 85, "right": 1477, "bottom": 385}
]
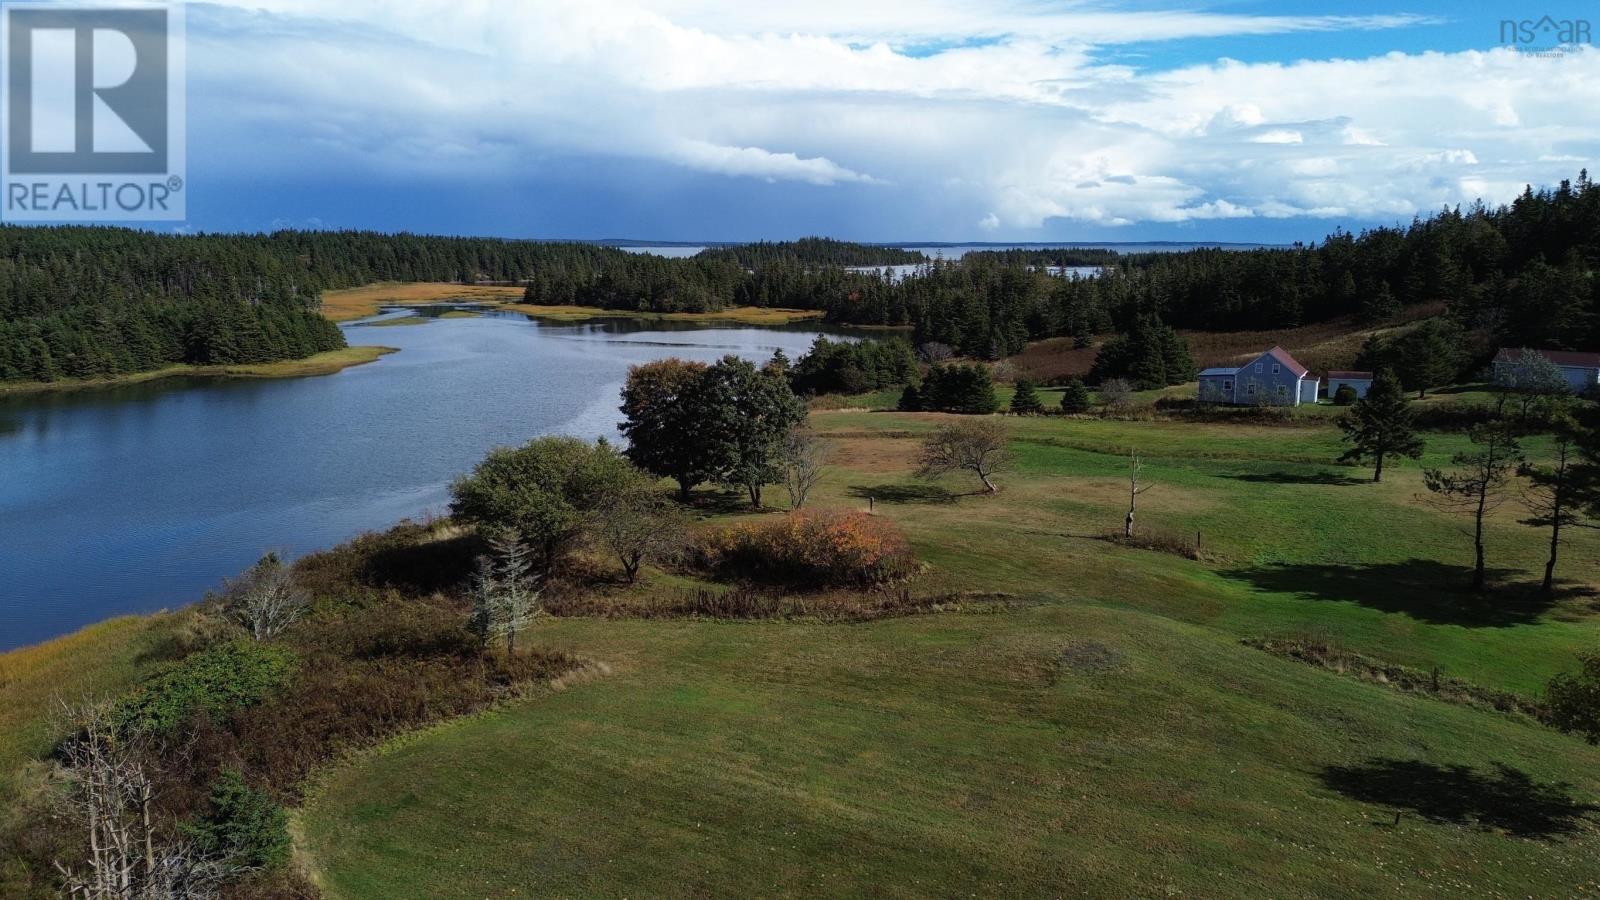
[{"left": 182, "top": 0, "right": 1598, "bottom": 240}]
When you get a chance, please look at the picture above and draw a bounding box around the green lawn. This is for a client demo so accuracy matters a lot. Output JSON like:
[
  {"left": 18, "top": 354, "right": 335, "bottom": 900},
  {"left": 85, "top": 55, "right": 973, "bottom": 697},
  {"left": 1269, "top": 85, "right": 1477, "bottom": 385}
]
[{"left": 300, "top": 409, "right": 1600, "bottom": 898}]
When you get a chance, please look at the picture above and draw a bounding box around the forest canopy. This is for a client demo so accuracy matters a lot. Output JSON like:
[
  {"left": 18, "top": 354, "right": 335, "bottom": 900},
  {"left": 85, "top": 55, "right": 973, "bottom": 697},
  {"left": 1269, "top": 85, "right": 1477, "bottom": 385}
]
[{"left": 6, "top": 171, "right": 1600, "bottom": 383}]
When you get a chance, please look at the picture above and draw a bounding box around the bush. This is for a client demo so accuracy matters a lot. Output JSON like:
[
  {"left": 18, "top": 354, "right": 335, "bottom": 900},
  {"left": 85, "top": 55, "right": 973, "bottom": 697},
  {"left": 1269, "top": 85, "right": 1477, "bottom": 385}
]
[
  {"left": 696, "top": 510, "right": 915, "bottom": 588},
  {"left": 182, "top": 771, "right": 291, "bottom": 870},
  {"left": 114, "top": 641, "right": 297, "bottom": 737},
  {"left": 1333, "top": 384, "right": 1358, "bottom": 406}
]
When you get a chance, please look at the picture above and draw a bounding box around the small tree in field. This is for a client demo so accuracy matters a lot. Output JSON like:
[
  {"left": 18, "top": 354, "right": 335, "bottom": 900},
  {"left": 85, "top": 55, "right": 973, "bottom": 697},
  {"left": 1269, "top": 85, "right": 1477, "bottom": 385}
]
[
  {"left": 469, "top": 535, "right": 543, "bottom": 654},
  {"left": 1338, "top": 372, "right": 1423, "bottom": 483},
  {"left": 1497, "top": 348, "right": 1570, "bottom": 421},
  {"left": 224, "top": 553, "right": 307, "bottom": 642},
  {"left": 1519, "top": 417, "right": 1596, "bottom": 594},
  {"left": 1424, "top": 421, "right": 1523, "bottom": 591},
  {"left": 1123, "top": 449, "right": 1154, "bottom": 538},
  {"left": 781, "top": 426, "right": 831, "bottom": 510},
  {"left": 1099, "top": 378, "right": 1134, "bottom": 415},
  {"left": 1009, "top": 379, "right": 1044, "bottom": 415},
  {"left": 592, "top": 488, "right": 685, "bottom": 584},
  {"left": 918, "top": 420, "right": 1010, "bottom": 493},
  {"left": 1060, "top": 378, "right": 1091, "bottom": 414}
]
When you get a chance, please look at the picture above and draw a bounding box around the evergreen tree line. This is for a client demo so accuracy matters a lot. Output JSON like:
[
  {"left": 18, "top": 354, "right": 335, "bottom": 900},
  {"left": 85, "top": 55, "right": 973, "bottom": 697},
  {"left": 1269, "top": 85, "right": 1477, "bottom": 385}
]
[
  {"left": 783, "top": 336, "right": 919, "bottom": 396},
  {"left": 695, "top": 237, "right": 926, "bottom": 268},
  {"left": 10, "top": 170, "right": 1600, "bottom": 382}
]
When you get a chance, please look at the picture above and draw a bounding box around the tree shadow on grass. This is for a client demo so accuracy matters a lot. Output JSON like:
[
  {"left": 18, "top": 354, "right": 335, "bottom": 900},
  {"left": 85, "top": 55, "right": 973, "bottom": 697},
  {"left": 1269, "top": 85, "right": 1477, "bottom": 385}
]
[
  {"left": 1228, "top": 470, "right": 1366, "bottom": 486},
  {"left": 1222, "top": 559, "right": 1583, "bottom": 627},
  {"left": 1320, "top": 758, "right": 1598, "bottom": 839},
  {"left": 847, "top": 483, "right": 960, "bottom": 505}
]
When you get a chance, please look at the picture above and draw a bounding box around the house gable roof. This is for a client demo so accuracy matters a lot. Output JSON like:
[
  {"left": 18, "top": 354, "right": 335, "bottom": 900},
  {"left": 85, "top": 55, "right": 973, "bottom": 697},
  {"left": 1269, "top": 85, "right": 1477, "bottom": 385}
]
[
  {"left": 1494, "top": 348, "right": 1600, "bottom": 369},
  {"left": 1252, "top": 346, "right": 1309, "bottom": 378}
]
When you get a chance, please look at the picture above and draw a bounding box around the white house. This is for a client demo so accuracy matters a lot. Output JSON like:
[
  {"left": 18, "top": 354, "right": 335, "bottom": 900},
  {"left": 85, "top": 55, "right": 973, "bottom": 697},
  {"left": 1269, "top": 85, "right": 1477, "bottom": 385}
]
[
  {"left": 1197, "top": 347, "right": 1321, "bottom": 406},
  {"left": 1492, "top": 348, "right": 1600, "bottom": 394},
  {"left": 1325, "top": 371, "right": 1374, "bottom": 400}
]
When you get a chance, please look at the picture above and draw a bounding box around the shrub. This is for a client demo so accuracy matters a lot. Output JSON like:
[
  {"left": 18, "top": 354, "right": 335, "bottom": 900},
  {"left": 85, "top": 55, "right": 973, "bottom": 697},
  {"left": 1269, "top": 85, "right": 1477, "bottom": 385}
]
[
  {"left": 1333, "top": 384, "right": 1358, "bottom": 406},
  {"left": 114, "top": 640, "right": 297, "bottom": 737},
  {"left": 696, "top": 510, "right": 915, "bottom": 588},
  {"left": 1547, "top": 651, "right": 1600, "bottom": 743},
  {"left": 182, "top": 771, "right": 291, "bottom": 870}
]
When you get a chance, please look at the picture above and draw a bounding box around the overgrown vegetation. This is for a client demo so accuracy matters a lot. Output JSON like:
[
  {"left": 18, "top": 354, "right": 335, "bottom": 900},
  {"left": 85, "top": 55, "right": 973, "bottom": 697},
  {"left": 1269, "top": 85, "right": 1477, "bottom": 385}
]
[{"left": 694, "top": 510, "right": 915, "bottom": 588}]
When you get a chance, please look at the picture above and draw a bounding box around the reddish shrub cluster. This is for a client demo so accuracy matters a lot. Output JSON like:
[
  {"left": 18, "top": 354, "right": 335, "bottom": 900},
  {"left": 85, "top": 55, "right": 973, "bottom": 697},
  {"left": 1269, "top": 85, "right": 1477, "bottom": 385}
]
[{"left": 696, "top": 509, "right": 915, "bottom": 588}]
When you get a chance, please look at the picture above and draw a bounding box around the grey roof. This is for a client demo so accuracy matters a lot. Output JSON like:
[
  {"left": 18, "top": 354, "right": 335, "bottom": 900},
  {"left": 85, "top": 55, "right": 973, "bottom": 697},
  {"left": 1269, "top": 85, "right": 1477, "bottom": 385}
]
[{"left": 1198, "top": 367, "right": 1239, "bottom": 377}]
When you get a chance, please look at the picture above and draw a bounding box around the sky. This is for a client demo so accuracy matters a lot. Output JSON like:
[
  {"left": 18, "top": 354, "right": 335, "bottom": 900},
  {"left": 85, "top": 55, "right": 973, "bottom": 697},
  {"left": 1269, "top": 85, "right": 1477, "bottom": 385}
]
[{"left": 144, "top": 1, "right": 1600, "bottom": 241}]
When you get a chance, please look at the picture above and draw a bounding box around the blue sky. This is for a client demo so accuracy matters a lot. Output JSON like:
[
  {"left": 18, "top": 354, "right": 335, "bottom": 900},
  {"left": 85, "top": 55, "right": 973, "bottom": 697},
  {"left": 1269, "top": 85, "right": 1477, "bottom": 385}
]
[{"left": 139, "top": 1, "right": 1600, "bottom": 241}]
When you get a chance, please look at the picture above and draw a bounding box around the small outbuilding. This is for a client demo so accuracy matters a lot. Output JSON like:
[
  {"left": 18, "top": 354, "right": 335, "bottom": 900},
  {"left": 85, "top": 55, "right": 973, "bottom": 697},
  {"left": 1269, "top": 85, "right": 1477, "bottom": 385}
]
[
  {"left": 1196, "top": 347, "right": 1320, "bottom": 407},
  {"left": 1325, "top": 371, "right": 1374, "bottom": 400}
]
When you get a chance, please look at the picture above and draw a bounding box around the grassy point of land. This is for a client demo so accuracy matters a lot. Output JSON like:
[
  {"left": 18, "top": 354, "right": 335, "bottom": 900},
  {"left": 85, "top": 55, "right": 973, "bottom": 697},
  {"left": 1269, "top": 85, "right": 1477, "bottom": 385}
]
[
  {"left": 502, "top": 302, "right": 825, "bottom": 326},
  {"left": 321, "top": 282, "right": 826, "bottom": 327},
  {"left": 319, "top": 283, "right": 525, "bottom": 321},
  {"left": 0, "top": 346, "right": 397, "bottom": 397}
]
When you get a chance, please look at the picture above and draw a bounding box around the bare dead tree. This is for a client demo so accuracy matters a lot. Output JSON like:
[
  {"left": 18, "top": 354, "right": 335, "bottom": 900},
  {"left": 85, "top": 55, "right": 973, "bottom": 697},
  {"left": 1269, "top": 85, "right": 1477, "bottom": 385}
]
[
  {"left": 1124, "top": 449, "right": 1154, "bottom": 538},
  {"left": 223, "top": 553, "right": 307, "bottom": 642},
  {"left": 782, "top": 426, "right": 831, "bottom": 510},
  {"left": 917, "top": 420, "right": 1010, "bottom": 494},
  {"left": 470, "top": 535, "right": 544, "bottom": 654},
  {"left": 52, "top": 698, "right": 231, "bottom": 900}
]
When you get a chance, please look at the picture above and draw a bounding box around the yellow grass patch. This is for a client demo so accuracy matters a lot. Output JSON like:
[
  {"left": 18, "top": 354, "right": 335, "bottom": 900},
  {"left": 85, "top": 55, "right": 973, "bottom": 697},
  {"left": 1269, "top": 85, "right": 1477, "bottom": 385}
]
[{"left": 320, "top": 283, "right": 525, "bottom": 321}]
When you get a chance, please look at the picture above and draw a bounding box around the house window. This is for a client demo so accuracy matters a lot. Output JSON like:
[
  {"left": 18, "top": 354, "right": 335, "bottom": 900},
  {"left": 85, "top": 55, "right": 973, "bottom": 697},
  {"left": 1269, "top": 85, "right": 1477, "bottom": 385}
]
[
  {"left": 1247, "top": 383, "right": 1257, "bottom": 395},
  {"left": 1255, "top": 363, "right": 1263, "bottom": 373},
  {"left": 1223, "top": 381, "right": 1232, "bottom": 391},
  {"left": 1277, "top": 385, "right": 1288, "bottom": 398},
  {"left": 1272, "top": 364, "right": 1281, "bottom": 375}
]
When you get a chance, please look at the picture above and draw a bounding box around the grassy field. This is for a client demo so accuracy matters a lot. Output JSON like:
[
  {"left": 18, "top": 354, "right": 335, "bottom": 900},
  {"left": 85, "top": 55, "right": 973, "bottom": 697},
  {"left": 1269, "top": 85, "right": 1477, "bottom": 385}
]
[
  {"left": 297, "top": 408, "right": 1600, "bottom": 898},
  {"left": 0, "top": 616, "right": 180, "bottom": 810},
  {"left": 0, "top": 346, "right": 397, "bottom": 397}
]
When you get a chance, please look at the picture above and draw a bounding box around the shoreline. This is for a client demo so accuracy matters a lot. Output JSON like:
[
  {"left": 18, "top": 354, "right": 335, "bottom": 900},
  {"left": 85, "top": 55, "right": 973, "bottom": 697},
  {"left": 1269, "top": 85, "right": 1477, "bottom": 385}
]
[
  {"left": 321, "top": 282, "right": 832, "bottom": 327},
  {"left": 0, "top": 345, "right": 398, "bottom": 398}
]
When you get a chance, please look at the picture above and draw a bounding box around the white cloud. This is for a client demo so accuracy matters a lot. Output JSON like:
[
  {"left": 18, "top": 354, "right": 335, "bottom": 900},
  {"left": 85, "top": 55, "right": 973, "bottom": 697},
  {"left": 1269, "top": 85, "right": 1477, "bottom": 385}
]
[
  {"left": 182, "top": 1, "right": 1600, "bottom": 231},
  {"left": 667, "top": 140, "right": 880, "bottom": 185}
]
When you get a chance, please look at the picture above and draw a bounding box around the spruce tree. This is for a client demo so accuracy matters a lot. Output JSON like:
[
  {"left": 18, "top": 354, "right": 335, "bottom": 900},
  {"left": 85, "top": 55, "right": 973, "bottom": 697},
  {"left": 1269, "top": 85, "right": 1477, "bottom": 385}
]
[
  {"left": 1060, "top": 378, "right": 1091, "bottom": 414},
  {"left": 1009, "top": 378, "right": 1044, "bottom": 415},
  {"left": 1338, "top": 372, "right": 1424, "bottom": 483},
  {"left": 898, "top": 382, "right": 923, "bottom": 411}
]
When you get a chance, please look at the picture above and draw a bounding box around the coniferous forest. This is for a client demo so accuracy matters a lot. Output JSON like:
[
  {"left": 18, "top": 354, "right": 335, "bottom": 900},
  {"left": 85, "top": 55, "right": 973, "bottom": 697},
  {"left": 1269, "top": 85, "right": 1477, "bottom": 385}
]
[{"left": 4, "top": 171, "right": 1599, "bottom": 384}]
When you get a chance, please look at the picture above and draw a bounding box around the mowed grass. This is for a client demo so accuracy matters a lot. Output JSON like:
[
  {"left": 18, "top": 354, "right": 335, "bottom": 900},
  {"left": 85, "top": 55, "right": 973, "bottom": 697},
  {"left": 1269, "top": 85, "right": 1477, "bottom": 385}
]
[{"left": 301, "top": 410, "right": 1600, "bottom": 898}]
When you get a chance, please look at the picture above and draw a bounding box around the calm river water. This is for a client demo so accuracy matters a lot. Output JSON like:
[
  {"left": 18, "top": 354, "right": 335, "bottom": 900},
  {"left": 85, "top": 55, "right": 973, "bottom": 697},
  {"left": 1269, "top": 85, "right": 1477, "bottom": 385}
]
[{"left": 0, "top": 308, "right": 854, "bottom": 650}]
